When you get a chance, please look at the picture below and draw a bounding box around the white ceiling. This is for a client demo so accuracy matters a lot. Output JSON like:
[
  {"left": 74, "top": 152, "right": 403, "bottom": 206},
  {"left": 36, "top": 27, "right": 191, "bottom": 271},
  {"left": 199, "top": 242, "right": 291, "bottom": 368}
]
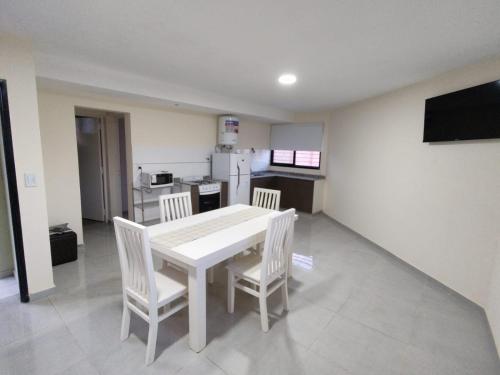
[{"left": 2, "top": 0, "right": 500, "bottom": 112}]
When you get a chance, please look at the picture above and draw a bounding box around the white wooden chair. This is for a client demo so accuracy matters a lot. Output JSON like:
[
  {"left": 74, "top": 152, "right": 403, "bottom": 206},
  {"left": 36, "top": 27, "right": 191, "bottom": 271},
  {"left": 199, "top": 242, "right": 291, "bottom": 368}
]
[
  {"left": 158, "top": 192, "right": 215, "bottom": 283},
  {"left": 250, "top": 188, "right": 281, "bottom": 255},
  {"left": 159, "top": 192, "right": 193, "bottom": 222},
  {"left": 252, "top": 187, "right": 281, "bottom": 211},
  {"left": 226, "top": 208, "right": 295, "bottom": 332},
  {"left": 114, "top": 217, "right": 188, "bottom": 365}
]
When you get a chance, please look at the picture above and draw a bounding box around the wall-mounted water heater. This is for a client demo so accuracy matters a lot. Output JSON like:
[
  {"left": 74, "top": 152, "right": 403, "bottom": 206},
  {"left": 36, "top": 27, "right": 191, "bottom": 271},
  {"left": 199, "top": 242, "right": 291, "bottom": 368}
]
[{"left": 218, "top": 115, "right": 239, "bottom": 145}]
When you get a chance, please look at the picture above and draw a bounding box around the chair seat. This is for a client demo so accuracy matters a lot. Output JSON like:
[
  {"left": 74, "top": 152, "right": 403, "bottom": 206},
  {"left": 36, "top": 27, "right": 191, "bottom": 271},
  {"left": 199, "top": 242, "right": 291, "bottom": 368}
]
[
  {"left": 155, "top": 267, "right": 188, "bottom": 305},
  {"left": 226, "top": 253, "right": 262, "bottom": 283},
  {"left": 127, "top": 266, "right": 187, "bottom": 307}
]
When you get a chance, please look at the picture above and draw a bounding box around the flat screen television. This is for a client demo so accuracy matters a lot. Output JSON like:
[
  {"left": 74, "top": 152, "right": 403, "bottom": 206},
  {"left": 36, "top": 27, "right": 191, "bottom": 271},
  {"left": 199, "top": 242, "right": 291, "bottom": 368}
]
[{"left": 423, "top": 79, "right": 500, "bottom": 142}]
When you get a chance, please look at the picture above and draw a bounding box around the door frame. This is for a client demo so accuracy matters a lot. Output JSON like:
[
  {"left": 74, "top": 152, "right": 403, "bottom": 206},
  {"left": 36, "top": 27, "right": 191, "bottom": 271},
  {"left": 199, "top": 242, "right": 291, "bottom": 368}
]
[
  {"left": 75, "top": 108, "right": 133, "bottom": 224},
  {"left": 0, "top": 80, "right": 30, "bottom": 302}
]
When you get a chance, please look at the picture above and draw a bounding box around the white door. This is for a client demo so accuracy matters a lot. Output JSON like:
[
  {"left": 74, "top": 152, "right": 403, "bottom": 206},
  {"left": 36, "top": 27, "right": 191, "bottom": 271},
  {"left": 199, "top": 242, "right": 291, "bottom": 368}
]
[
  {"left": 76, "top": 117, "right": 106, "bottom": 221},
  {"left": 229, "top": 175, "right": 250, "bottom": 205},
  {"left": 229, "top": 154, "right": 251, "bottom": 176}
]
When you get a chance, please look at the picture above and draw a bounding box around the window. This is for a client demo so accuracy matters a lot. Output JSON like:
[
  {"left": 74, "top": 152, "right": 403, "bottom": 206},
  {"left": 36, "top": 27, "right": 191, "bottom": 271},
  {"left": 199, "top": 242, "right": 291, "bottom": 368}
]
[
  {"left": 295, "top": 150, "right": 321, "bottom": 168},
  {"left": 271, "top": 150, "right": 294, "bottom": 165},
  {"left": 271, "top": 150, "right": 321, "bottom": 169}
]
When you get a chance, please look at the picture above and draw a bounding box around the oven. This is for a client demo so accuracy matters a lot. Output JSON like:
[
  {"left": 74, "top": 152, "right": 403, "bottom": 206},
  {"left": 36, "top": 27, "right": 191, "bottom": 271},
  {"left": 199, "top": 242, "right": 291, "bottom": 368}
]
[
  {"left": 181, "top": 179, "right": 222, "bottom": 213},
  {"left": 197, "top": 182, "right": 221, "bottom": 213},
  {"left": 199, "top": 191, "right": 221, "bottom": 213}
]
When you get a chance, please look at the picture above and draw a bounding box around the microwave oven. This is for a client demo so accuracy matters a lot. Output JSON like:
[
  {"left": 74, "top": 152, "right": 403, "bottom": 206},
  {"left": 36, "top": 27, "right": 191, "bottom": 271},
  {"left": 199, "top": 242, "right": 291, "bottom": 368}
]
[{"left": 141, "top": 172, "right": 174, "bottom": 188}]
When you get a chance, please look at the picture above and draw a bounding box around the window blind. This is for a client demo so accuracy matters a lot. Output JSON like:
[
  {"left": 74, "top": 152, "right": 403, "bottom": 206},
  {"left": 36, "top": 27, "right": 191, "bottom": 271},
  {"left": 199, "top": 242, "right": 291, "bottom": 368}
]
[{"left": 270, "top": 123, "right": 324, "bottom": 151}]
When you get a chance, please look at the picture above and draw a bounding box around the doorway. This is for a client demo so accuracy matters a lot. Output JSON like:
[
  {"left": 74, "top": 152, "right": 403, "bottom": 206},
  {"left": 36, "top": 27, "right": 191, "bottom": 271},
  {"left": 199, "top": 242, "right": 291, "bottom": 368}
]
[
  {"left": 75, "top": 108, "right": 132, "bottom": 226},
  {"left": 0, "top": 80, "right": 29, "bottom": 302},
  {"left": 76, "top": 116, "right": 106, "bottom": 221}
]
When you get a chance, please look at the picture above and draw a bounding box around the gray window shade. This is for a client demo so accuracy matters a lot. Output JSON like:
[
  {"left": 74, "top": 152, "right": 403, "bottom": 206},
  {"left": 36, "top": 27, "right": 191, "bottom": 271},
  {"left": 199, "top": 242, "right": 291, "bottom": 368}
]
[{"left": 270, "top": 123, "right": 324, "bottom": 151}]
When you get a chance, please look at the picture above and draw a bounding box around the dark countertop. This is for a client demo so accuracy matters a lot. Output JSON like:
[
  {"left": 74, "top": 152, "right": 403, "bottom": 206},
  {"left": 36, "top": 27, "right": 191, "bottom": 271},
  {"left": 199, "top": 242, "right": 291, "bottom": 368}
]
[{"left": 250, "top": 170, "right": 325, "bottom": 181}]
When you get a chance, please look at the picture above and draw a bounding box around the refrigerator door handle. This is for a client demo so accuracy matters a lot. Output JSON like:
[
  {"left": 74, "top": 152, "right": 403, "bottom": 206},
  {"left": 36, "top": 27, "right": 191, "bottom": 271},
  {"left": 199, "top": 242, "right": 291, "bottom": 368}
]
[{"left": 237, "top": 162, "right": 240, "bottom": 189}]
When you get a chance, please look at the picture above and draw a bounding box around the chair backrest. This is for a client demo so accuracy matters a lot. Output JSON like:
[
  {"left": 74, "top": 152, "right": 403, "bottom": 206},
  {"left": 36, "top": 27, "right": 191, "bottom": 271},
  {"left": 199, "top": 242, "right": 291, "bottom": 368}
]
[
  {"left": 114, "top": 217, "right": 157, "bottom": 305},
  {"left": 260, "top": 208, "right": 295, "bottom": 284},
  {"left": 159, "top": 192, "right": 193, "bottom": 223},
  {"left": 252, "top": 188, "right": 281, "bottom": 211}
]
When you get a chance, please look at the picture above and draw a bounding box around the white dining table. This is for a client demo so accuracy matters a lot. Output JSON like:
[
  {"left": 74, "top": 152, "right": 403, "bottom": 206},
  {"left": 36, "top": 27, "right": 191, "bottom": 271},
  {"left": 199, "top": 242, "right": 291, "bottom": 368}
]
[{"left": 147, "top": 204, "right": 296, "bottom": 353}]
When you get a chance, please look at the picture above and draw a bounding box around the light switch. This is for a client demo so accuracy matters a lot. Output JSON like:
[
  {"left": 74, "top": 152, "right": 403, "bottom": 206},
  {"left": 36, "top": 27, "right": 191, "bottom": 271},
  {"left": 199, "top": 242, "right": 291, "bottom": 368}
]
[{"left": 24, "top": 173, "right": 37, "bottom": 187}]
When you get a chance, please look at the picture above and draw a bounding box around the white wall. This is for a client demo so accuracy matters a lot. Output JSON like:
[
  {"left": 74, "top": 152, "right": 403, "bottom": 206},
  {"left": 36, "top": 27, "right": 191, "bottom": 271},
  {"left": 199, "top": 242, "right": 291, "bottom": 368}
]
[
  {"left": 323, "top": 57, "right": 500, "bottom": 352},
  {"left": 38, "top": 90, "right": 272, "bottom": 226},
  {"left": 235, "top": 120, "right": 270, "bottom": 150},
  {"left": 0, "top": 35, "right": 54, "bottom": 294},
  {"left": 38, "top": 92, "right": 84, "bottom": 242}
]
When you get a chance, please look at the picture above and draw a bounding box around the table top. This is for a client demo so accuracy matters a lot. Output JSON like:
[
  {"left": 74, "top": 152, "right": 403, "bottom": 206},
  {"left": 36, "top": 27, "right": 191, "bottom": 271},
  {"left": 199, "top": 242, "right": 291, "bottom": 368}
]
[{"left": 148, "top": 204, "right": 280, "bottom": 268}]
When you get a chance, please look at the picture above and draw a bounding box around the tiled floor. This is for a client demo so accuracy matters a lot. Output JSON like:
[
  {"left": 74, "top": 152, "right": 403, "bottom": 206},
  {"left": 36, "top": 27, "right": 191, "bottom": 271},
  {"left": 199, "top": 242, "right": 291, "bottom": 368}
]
[
  {"left": 0, "top": 275, "right": 18, "bottom": 300},
  {"left": 0, "top": 214, "right": 498, "bottom": 374}
]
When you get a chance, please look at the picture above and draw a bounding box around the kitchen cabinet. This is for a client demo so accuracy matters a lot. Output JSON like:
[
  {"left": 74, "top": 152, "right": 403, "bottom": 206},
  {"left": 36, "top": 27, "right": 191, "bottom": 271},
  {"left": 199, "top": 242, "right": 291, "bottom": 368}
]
[
  {"left": 250, "top": 176, "right": 317, "bottom": 213},
  {"left": 275, "top": 177, "right": 314, "bottom": 213},
  {"left": 186, "top": 185, "right": 200, "bottom": 214},
  {"left": 221, "top": 181, "right": 228, "bottom": 208}
]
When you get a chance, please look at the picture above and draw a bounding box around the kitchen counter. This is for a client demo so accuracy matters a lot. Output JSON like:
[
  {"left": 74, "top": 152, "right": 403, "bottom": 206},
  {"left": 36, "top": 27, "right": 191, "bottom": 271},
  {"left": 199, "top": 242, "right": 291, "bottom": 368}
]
[{"left": 250, "top": 170, "right": 325, "bottom": 181}]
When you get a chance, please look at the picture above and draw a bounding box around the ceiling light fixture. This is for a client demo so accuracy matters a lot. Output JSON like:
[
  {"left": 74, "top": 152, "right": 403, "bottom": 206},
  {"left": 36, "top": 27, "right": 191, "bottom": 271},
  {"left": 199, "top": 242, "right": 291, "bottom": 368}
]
[{"left": 278, "top": 73, "right": 297, "bottom": 85}]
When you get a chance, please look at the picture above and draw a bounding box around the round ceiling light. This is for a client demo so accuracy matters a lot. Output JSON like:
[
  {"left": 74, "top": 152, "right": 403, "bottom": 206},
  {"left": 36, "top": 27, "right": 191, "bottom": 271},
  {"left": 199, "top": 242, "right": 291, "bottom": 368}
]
[{"left": 278, "top": 73, "right": 297, "bottom": 85}]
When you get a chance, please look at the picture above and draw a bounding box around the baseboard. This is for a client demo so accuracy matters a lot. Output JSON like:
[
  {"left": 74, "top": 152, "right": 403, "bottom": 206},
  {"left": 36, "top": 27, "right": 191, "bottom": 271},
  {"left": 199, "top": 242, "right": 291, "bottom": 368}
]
[{"left": 29, "top": 286, "right": 56, "bottom": 301}]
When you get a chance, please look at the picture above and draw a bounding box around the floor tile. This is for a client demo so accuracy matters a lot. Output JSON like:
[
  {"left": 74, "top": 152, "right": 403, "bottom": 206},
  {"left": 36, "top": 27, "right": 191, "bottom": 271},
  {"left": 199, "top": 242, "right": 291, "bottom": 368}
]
[
  {"left": 0, "top": 276, "right": 18, "bottom": 299},
  {"left": 310, "top": 315, "right": 410, "bottom": 375},
  {"left": 339, "top": 285, "right": 419, "bottom": 343},
  {"left": 54, "top": 359, "right": 100, "bottom": 375},
  {"left": 0, "top": 325, "right": 86, "bottom": 375},
  {"left": 0, "top": 297, "right": 63, "bottom": 347}
]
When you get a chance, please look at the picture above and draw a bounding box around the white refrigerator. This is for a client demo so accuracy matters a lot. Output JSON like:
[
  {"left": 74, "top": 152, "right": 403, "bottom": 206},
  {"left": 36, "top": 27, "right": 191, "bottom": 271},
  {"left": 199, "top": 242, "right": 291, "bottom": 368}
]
[{"left": 212, "top": 153, "right": 251, "bottom": 205}]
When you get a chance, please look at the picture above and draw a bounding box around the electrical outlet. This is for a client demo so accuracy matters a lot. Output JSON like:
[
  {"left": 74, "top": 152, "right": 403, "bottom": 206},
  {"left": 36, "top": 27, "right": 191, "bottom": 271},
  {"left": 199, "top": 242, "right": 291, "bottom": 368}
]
[{"left": 24, "top": 173, "right": 37, "bottom": 187}]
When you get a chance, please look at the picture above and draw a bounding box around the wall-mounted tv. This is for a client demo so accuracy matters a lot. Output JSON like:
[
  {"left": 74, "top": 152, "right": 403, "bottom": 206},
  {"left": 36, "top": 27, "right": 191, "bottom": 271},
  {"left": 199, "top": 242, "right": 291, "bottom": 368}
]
[{"left": 423, "top": 79, "right": 500, "bottom": 142}]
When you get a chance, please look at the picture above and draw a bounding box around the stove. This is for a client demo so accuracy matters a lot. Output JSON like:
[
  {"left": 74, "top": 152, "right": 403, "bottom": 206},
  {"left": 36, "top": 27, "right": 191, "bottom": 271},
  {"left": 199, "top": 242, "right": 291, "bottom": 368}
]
[
  {"left": 198, "top": 182, "right": 221, "bottom": 195},
  {"left": 182, "top": 179, "right": 221, "bottom": 195},
  {"left": 181, "top": 178, "right": 222, "bottom": 213}
]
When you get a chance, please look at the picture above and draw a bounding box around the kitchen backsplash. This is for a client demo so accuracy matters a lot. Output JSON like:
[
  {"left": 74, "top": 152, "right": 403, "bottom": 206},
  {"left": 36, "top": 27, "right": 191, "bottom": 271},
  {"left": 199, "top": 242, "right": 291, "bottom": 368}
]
[{"left": 251, "top": 149, "right": 270, "bottom": 172}]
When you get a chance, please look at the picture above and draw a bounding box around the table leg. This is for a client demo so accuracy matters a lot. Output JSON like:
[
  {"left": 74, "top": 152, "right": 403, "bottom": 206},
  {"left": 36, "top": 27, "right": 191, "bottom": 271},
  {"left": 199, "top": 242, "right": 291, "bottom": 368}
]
[{"left": 188, "top": 266, "right": 206, "bottom": 352}]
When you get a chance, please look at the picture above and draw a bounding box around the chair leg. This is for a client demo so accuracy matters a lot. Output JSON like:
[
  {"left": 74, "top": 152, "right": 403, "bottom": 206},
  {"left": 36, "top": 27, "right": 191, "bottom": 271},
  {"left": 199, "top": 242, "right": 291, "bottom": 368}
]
[
  {"left": 282, "top": 278, "right": 289, "bottom": 311},
  {"left": 259, "top": 289, "right": 269, "bottom": 332},
  {"left": 120, "top": 305, "right": 131, "bottom": 341},
  {"left": 208, "top": 267, "right": 215, "bottom": 284},
  {"left": 227, "top": 271, "right": 235, "bottom": 313},
  {"left": 145, "top": 312, "right": 158, "bottom": 365}
]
